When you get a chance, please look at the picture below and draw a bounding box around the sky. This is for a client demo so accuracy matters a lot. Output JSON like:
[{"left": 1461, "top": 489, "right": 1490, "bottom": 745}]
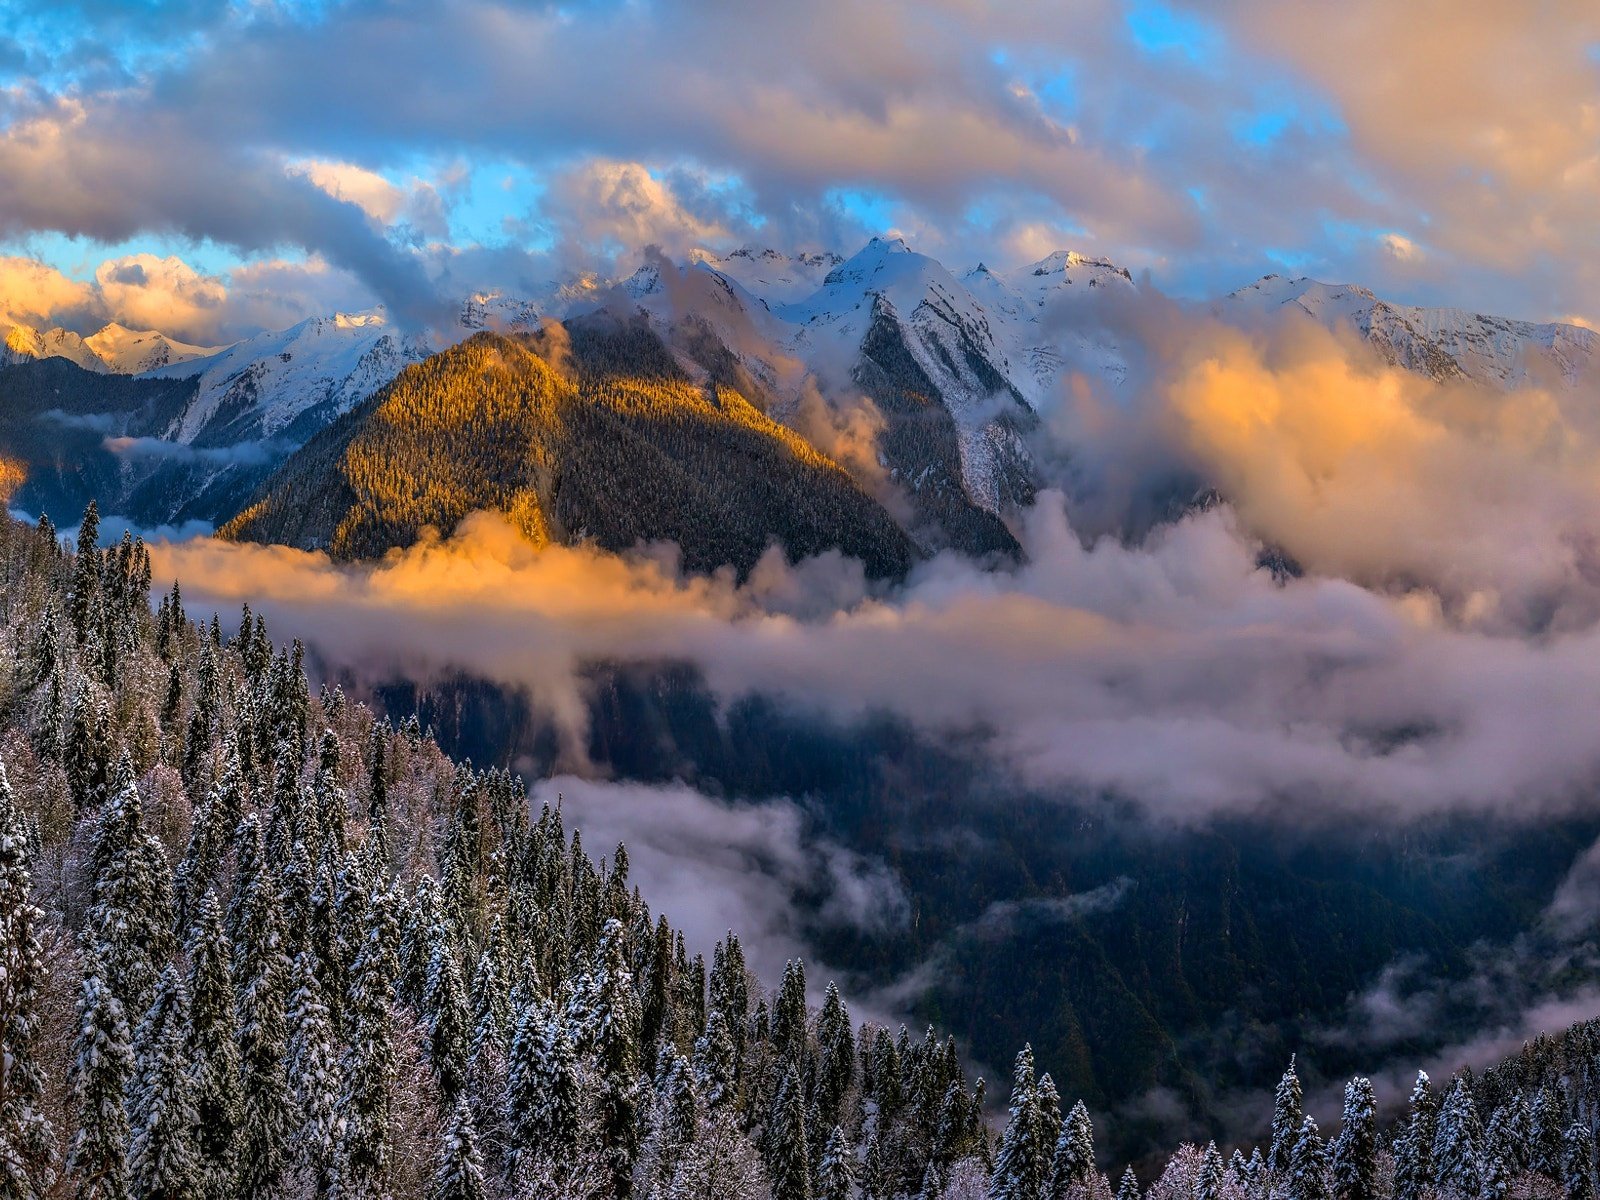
[{"left": 2, "top": 0, "right": 1598, "bottom": 343}]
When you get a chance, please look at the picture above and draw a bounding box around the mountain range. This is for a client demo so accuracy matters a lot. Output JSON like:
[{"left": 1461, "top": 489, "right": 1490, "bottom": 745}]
[{"left": 4, "top": 238, "right": 1595, "bottom": 569}]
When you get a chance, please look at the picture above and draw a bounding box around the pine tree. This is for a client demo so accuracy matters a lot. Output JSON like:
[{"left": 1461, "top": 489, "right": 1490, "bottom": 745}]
[
  {"left": 592, "top": 918, "right": 642, "bottom": 1197},
  {"left": 1035, "top": 1073, "right": 1064, "bottom": 1193},
  {"left": 1050, "top": 1100, "right": 1096, "bottom": 1199},
  {"left": 1431, "top": 1079, "right": 1481, "bottom": 1200},
  {"left": 767, "top": 1067, "right": 811, "bottom": 1200},
  {"left": 66, "top": 949, "right": 132, "bottom": 1200},
  {"left": 185, "top": 893, "right": 240, "bottom": 1195},
  {"left": 505, "top": 998, "right": 581, "bottom": 1176},
  {"left": 648, "top": 1053, "right": 700, "bottom": 1191},
  {"left": 991, "top": 1045, "right": 1046, "bottom": 1200},
  {"left": 816, "top": 1124, "right": 855, "bottom": 1200},
  {"left": 333, "top": 882, "right": 398, "bottom": 1200},
  {"left": 0, "top": 757, "right": 57, "bottom": 1199},
  {"left": 86, "top": 756, "right": 173, "bottom": 1017},
  {"left": 693, "top": 1009, "right": 738, "bottom": 1113},
  {"left": 429, "top": 1097, "right": 486, "bottom": 1200},
  {"left": 69, "top": 500, "right": 100, "bottom": 646},
  {"left": 424, "top": 924, "right": 472, "bottom": 1104},
  {"left": 1287, "top": 1117, "right": 1329, "bottom": 1200},
  {"left": 1393, "top": 1072, "right": 1438, "bottom": 1200},
  {"left": 1269, "top": 1057, "right": 1304, "bottom": 1179},
  {"left": 234, "top": 865, "right": 292, "bottom": 1198},
  {"left": 1117, "top": 1166, "right": 1141, "bottom": 1200},
  {"left": 127, "top": 967, "right": 201, "bottom": 1200},
  {"left": 772, "top": 959, "right": 808, "bottom": 1065},
  {"left": 1565, "top": 1123, "right": 1596, "bottom": 1200},
  {"left": 1532, "top": 1087, "right": 1565, "bottom": 1178},
  {"left": 1330, "top": 1077, "right": 1376, "bottom": 1200},
  {"left": 1194, "top": 1141, "right": 1223, "bottom": 1200},
  {"left": 286, "top": 950, "right": 339, "bottom": 1198}
]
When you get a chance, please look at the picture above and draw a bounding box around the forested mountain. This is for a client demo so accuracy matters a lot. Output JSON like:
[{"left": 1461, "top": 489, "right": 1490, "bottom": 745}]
[
  {"left": 393, "top": 668, "right": 1600, "bottom": 1164},
  {"left": 220, "top": 319, "right": 918, "bottom": 578},
  {"left": 2, "top": 503, "right": 1597, "bottom": 1200},
  {"left": 0, "top": 358, "right": 277, "bottom": 529}
]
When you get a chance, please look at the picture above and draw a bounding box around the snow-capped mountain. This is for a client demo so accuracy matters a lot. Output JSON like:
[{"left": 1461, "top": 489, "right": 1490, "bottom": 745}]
[
  {"left": 2, "top": 321, "right": 224, "bottom": 374},
  {"left": 963, "top": 251, "right": 1135, "bottom": 403},
  {"left": 1227, "top": 274, "right": 1600, "bottom": 389},
  {"left": 83, "top": 323, "right": 226, "bottom": 374},
  {"left": 773, "top": 236, "right": 1035, "bottom": 517},
  {"left": 691, "top": 245, "right": 845, "bottom": 306},
  {"left": 143, "top": 296, "right": 545, "bottom": 446}
]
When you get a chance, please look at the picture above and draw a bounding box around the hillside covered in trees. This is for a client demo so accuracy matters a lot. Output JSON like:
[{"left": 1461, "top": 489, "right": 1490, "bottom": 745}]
[
  {"left": 220, "top": 318, "right": 919, "bottom": 579},
  {"left": 2, "top": 502, "right": 1600, "bottom": 1200}
]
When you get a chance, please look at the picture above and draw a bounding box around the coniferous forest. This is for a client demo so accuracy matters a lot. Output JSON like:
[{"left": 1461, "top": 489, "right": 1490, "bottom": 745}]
[{"left": 0, "top": 502, "right": 1598, "bottom": 1200}]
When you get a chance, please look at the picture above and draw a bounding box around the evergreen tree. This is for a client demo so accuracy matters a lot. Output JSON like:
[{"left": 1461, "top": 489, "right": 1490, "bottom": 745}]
[
  {"left": 1393, "top": 1072, "right": 1438, "bottom": 1200},
  {"left": 505, "top": 998, "right": 580, "bottom": 1176},
  {"left": 67, "top": 950, "right": 132, "bottom": 1200},
  {"left": 1269, "top": 1057, "right": 1304, "bottom": 1179},
  {"left": 1050, "top": 1100, "right": 1096, "bottom": 1199},
  {"left": 1194, "top": 1142, "right": 1223, "bottom": 1200},
  {"left": 1287, "top": 1117, "right": 1329, "bottom": 1200},
  {"left": 991, "top": 1045, "right": 1046, "bottom": 1200},
  {"left": 429, "top": 1097, "right": 486, "bottom": 1200},
  {"left": 1431, "top": 1079, "right": 1481, "bottom": 1200},
  {"left": 86, "top": 757, "right": 173, "bottom": 1017},
  {"left": 1329, "top": 1077, "right": 1377, "bottom": 1200},
  {"left": 184, "top": 893, "right": 240, "bottom": 1195},
  {"left": 592, "top": 918, "right": 642, "bottom": 1197},
  {"left": 424, "top": 924, "right": 472, "bottom": 1103},
  {"left": 772, "top": 959, "right": 808, "bottom": 1065},
  {"left": 648, "top": 1053, "right": 700, "bottom": 1192},
  {"left": 127, "top": 968, "right": 201, "bottom": 1200},
  {"left": 767, "top": 1067, "right": 811, "bottom": 1200},
  {"left": 234, "top": 866, "right": 292, "bottom": 1198},
  {"left": 1117, "top": 1166, "right": 1140, "bottom": 1200},
  {"left": 1566, "top": 1123, "right": 1596, "bottom": 1200},
  {"left": 693, "top": 1009, "right": 738, "bottom": 1113},
  {"left": 69, "top": 500, "right": 100, "bottom": 646},
  {"left": 1532, "top": 1087, "right": 1566, "bottom": 1178},
  {"left": 333, "top": 883, "right": 398, "bottom": 1200},
  {"left": 0, "top": 757, "right": 56, "bottom": 1199},
  {"left": 286, "top": 951, "right": 339, "bottom": 1198},
  {"left": 816, "top": 1125, "right": 855, "bottom": 1200}
]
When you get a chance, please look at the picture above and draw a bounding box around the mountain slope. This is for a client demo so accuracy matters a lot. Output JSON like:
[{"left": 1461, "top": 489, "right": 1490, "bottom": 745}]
[
  {"left": 221, "top": 319, "right": 917, "bottom": 578},
  {"left": 3, "top": 323, "right": 108, "bottom": 372},
  {"left": 82, "top": 322, "right": 223, "bottom": 373},
  {"left": 1227, "top": 274, "right": 1600, "bottom": 388},
  {"left": 0, "top": 357, "right": 205, "bottom": 523},
  {"left": 2, "top": 320, "right": 223, "bottom": 373}
]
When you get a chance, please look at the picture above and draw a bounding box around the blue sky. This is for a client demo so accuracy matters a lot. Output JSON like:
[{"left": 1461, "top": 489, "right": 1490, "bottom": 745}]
[{"left": 1, "top": 0, "right": 1596, "bottom": 341}]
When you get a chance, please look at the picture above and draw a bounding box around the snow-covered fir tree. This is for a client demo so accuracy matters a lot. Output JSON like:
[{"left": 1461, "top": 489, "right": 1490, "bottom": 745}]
[{"left": 0, "top": 757, "right": 55, "bottom": 1200}]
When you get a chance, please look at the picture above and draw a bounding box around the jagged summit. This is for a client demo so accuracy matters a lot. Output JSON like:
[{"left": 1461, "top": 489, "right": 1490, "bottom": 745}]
[
  {"left": 1227, "top": 273, "right": 1600, "bottom": 387},
  {"left": 2, "top": 320, "right": 225, "bottom": 375}
]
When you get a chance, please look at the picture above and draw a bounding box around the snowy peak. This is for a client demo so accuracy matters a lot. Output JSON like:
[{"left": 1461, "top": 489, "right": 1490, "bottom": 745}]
[
  {"left": 2, "top": 320, "right": 224, "bottom": 374},
  {"left": 82, "top": 323, "right": 225, "bottom": 374},
  {"left": 692, "top": 245, "right": 844, "bottom": 306},
  {"left": 1227, "top": 274, "right": 1600, "bottom": 388},
  {"left": 3, "top": 324, "right": 106, "bottom": 373}
]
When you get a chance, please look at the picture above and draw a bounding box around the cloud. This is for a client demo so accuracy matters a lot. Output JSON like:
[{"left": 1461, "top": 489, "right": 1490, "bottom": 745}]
[
  {"left": 91, "top": 253, "right": 227, "bottom": 340},
  {"left": 102, "top": 435, "right": 282, "bottom": 467},
  {"left": 867, "top": 877, "right": 1137, "bottom": 1011},
  {"left": 4, "top": 0, "right": 1598, "bottom": 328},
  {"left": 1380, "top": 232, "right": 1423, "bottom": 263},
  {"left": 0, "top": 256, "right": 97, "bottom": 328},
  {"left": 538, "top": 775, "right": 907, "bottom": 1010},
  {"left": 140, "top": 483, "right": 1600, "bottom": 827},
  {"left": 289, "top": 158, "right": 451, "bottom": 238}
]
